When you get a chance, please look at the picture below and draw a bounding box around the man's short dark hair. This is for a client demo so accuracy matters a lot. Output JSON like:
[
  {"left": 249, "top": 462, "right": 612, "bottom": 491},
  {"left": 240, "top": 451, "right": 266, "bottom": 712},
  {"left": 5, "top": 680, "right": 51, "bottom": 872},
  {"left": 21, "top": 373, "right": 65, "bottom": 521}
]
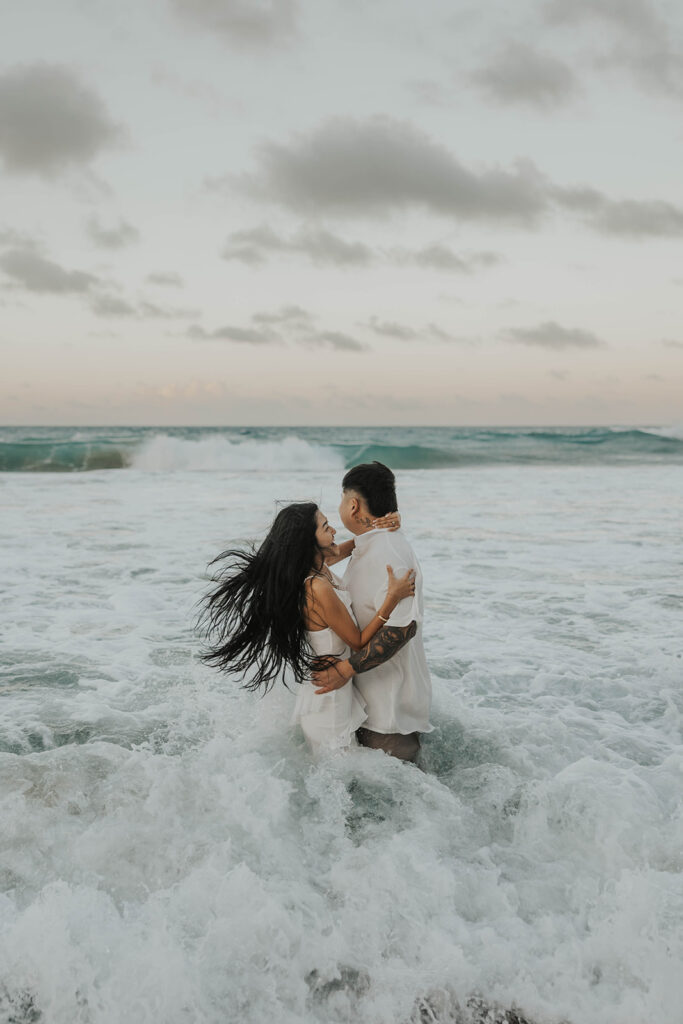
[{"left": 342, "top": 461, "right": 397, "bottom": 518}]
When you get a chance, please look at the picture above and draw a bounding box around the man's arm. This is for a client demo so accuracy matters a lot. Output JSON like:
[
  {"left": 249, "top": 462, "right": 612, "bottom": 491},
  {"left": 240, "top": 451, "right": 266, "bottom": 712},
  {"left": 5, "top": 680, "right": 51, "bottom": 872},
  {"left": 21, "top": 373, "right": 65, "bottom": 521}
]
[{"left": 313, "top": 621, "right": 417, "bottom": 694}]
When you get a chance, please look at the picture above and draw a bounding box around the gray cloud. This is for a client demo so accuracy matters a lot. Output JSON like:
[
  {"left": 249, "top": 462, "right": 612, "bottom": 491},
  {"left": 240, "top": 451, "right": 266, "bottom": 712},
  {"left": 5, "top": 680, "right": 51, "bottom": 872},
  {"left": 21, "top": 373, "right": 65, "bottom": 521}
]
[
  {"left": 224, "top": 223, "right": 501, "bottom": 273},
  {"left": 220, "top": 116, "right": 683, "bottom": 239},
  {"left": 543, "top": 0, "right": 683, "bottom": 95},
  {"left": 186, "top": 308, "right": 367, "bottom": 351},
  {"left": 505, "top": 320, "right": 606, "bottom": 349},
  {"left": 90, "top": 294, "right": 136, "bottom": 317},
  {"left": 138, "top": 301, "right": 198, "bottom": 319},
  {"left": 427, "top": 322, "right": 471, "bottom": 344},
  {"left": 239, "top": 116, "right": 548, "bottom": 224},
  {"left": 412, "top": 244, "right": 502, "bottom": 272},
  {"left": 305, "top": 330, "right": 368, "bottom": 352},
  {"left": 86, "top": 216, "right": 140, "bottom": 248},
  {"left": 146, "top": 271, "right": 184, "bottom": 287},
  {"left": 187, "top": 324, "right": 279, "bottom": 344},
  {"left": 591, "top": 199, "right": 683, "bottom": 237},
  {"left": 252, "top": 304, "right": 315, "bottom": 326},
  {"left": 0, "top": 64, "right": 121, "bottom": 176},
  {"left": 552, "top": 185, "right": 683, "bottom": 237},
  {"left": 473, "top": 42, "right": 578, "bottom": 108},
  {"left": 366, "top": 317, "right": 418, "bottom": 341},
  {"left": 0, "top": 227, "right": 37, "bottom": 248},
  {"left": 223, "top": 224, "right": 373, "bottom": 266},
  {"left": 662, "top": 338, "right": 683, "bottom": 348},
  {"left": 89, "top": 294, "right": 197, "bottom": 319},
  {"left": 365, "top": 317, "right": 472, "bottom": 345},
  {"left": 543, "top": 0, "right": 661, "bottom": 36},
  {"left": 0, "top": 248, "right": 98, "bottom": 293},
  {"left": 169, "top": 0, "right": 298, "bottom": 47}
]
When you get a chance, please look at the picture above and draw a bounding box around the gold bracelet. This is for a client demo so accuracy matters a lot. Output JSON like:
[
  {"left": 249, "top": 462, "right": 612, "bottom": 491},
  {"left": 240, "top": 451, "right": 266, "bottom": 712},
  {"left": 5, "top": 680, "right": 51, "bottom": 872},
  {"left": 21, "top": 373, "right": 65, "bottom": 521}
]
[{"left": 377, "top": 612, "right": 389, "bottom": 623}]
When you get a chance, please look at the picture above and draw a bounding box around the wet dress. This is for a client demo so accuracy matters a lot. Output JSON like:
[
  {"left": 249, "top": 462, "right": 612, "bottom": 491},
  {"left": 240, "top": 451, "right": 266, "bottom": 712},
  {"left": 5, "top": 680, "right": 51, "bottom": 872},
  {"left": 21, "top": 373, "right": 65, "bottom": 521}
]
[{"left": 291, "top": 570, "right": 367, "bottom": 753}]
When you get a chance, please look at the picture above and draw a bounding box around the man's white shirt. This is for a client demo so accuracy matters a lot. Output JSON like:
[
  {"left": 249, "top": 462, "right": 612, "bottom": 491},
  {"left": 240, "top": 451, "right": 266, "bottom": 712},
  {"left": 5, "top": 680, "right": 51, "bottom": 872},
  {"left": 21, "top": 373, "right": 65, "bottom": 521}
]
[{"left": 343, "top": 528, "right": 433, "bottom": 735}]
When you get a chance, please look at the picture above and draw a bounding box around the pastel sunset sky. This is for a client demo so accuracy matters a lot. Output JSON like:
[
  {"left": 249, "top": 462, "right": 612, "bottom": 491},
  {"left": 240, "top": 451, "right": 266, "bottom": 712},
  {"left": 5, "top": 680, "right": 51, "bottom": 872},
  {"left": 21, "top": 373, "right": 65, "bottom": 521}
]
[{"left": 2, "top": 0, "right": 682, "bottom": 425}]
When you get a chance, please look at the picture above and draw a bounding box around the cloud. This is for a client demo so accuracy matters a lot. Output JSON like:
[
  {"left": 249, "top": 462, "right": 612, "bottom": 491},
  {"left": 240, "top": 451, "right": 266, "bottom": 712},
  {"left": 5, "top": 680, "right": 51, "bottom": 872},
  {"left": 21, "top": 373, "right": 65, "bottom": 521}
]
[
  {"left": 552, "top": 186, "right": 683, "bottom": 237},
  {"left": 222, "top": 224, "right": 373, "bottom": 266},
  {"left": 411, "top": 244, "right": 502, "bottom": 272},
  {"left": 474, "top": 42, "right": 578, "bottom": 107},
  {"left": 0, "top": 248, "right": 98, "bottom": 293},
  {"left": 219, "top": 117, "right": 683, "bottom": 240},
  {"left": 662, "top": 338, "right": 683, "bottom": 349},
  {"left": 505, "top": 320, "right": 606, "bottom": 349},
  {"left": 543, "top": 0, "right": 683, "bottom": 95},
  {"left": 186, "top": 308, "right": 367, "bottom": 351},
  {"left": 224, "top": 224, "right": 502, "bottom": 272},
  {"left": 543, "top": 0, "right": 661, "bottom": 36},
  {"left": 187, "top": 324, "right": 279, "bottom": 344},
  {"left": 146, "top": 271, "right": 184, "bottom": 287},
  {"left": 366, "top": 317, "right": 418, "bottom": 341},
  {"left": 86, "top": 216, "right": 140, "bottom": 248},
  {"left": 591, "top": 199, "right": 683, "bottom": 237},
  {"left": 0, "top": 227, "right": 37, "bottom": 248},
  {"left": 237, "top": 116, "right": 548, "bottom": 223},
  {"left": 304, "top": 331, "right": 368, "bottom": 352},
  {"left": 138, "top": 301, "right": 198, "bottom": 319},
  {"left": 89, "top": 294, "right": 197, "bottom": 319},
  {"left": 365, "top": 317, "right": 473, "bottom": 345},
  {"left": 0, "top": 64, "right": 121, "bottom": 176},
  {"left": 90, "top": 294, "right": 137, "bottom": 317},
  {"left": 252, "top": 304, "right": 315, "bottom": 326},
  {"left": 168, "top": 0, "right": 298, "bottom": 47}
]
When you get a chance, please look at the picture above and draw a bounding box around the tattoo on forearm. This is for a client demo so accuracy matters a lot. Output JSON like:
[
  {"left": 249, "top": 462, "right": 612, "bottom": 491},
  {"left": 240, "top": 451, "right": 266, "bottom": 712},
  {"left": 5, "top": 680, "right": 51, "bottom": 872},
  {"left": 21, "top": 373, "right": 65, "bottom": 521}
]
[{"left": 348, "top": 621, "right": 417, "bottom": 674}]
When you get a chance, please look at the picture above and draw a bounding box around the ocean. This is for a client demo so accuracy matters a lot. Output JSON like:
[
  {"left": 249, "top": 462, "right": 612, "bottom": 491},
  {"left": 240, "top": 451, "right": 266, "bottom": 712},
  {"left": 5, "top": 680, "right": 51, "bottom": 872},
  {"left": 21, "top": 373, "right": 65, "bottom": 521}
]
[{"left": 1, "top": 425, "right": 682, "bottom": 1024}]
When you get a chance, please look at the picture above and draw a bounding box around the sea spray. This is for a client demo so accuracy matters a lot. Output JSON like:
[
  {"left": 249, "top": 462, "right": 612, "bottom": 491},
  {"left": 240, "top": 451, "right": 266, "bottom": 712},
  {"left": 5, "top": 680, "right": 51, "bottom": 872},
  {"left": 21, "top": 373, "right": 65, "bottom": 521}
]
[{"left": 1, "top": 461, "right": 681, "bottom": 1022}]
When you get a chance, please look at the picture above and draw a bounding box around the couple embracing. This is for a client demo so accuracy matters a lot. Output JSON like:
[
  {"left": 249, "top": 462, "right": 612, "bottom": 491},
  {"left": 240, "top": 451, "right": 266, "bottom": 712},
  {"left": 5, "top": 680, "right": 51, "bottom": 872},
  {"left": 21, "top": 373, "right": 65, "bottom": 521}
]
[{"left": 199, "top": 462, "right": 433, "bottom": 764}]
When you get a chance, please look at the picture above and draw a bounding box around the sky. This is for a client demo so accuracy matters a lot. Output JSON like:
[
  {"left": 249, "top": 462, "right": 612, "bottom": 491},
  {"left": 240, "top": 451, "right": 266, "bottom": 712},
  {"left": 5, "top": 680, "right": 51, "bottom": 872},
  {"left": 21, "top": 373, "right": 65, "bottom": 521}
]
[{"left": 1, "top": 0, "right": 683, "bottom": 426}]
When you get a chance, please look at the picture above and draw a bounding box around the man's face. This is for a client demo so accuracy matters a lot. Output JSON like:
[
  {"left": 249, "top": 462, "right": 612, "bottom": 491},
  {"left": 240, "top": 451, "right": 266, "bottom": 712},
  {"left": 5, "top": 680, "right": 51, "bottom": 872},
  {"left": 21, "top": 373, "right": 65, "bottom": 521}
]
[{"left": 338, "top": 489, "right": 358, "bottom": 532}]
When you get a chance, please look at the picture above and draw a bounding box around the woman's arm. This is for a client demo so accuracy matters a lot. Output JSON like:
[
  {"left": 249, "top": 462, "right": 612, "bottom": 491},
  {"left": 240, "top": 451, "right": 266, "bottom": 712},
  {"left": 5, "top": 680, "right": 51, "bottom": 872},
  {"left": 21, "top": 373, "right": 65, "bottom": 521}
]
[
  {"left": 306, "top": 569, "right": 414, "bottom": 652},
  {"left": 325, "top": 539, "right": 354, "bottom": 566},
  {"left": 324, "top": 512, "right": 401, "bottom": 566}
]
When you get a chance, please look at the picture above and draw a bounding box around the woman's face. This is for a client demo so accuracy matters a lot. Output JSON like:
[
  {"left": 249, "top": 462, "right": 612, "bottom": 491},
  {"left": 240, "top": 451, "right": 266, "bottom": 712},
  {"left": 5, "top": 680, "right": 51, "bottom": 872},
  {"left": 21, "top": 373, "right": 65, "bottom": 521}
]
[{"left": 315, "top": 510, "right": 338, "bottom": 554}]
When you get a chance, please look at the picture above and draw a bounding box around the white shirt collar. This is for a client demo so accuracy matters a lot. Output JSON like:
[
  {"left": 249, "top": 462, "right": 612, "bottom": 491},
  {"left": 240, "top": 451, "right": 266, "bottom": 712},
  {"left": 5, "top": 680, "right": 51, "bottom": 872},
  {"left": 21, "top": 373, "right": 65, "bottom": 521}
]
[{"left": 354, "top": 527, "right": 389, "bottom": 550}]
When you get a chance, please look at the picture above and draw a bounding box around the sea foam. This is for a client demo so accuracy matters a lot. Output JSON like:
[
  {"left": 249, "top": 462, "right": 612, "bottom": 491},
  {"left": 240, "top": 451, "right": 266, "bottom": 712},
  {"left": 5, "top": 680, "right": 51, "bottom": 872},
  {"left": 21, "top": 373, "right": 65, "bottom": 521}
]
[
  {"left": 1, "top": 463, "right": 681, "bottom": 1023},
  {"left": 129, "top": 434, "right": 344, "bottom": 473}
]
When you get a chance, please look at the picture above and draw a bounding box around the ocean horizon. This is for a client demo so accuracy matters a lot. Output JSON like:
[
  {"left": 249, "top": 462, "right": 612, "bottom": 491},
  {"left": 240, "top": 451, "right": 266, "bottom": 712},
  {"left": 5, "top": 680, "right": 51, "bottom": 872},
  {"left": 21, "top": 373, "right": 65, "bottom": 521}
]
[{"left": 1, "top": 423, "right": 682, "bottom": 473}]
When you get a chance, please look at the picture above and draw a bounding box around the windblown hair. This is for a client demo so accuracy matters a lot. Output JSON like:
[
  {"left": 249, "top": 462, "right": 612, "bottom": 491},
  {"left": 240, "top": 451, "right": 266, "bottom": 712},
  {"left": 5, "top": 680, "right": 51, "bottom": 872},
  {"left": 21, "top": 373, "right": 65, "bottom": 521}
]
[
  {"left": 342, "top": 461, "right": 397, "bottom": 518},
  {"left": 195, "top": 502, "right": 334, "bottom": 694}
]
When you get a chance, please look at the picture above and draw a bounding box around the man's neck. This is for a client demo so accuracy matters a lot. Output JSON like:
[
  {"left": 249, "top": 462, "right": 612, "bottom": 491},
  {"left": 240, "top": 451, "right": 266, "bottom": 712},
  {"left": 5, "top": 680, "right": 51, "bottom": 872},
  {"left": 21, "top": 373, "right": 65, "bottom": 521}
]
[{"left": 351, "top": 513, "right": 376, "bottom": 536}]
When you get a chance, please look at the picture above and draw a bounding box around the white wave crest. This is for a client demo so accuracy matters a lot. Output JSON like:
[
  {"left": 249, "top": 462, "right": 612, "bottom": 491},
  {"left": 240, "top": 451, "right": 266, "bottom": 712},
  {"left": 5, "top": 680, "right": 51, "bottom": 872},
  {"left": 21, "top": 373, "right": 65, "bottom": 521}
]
[
  {"left": 129, "top": 434, "right": 345, "bottom": 472},
  {"left": 641, "top": 424, "right": 683, "bottom": 441}
]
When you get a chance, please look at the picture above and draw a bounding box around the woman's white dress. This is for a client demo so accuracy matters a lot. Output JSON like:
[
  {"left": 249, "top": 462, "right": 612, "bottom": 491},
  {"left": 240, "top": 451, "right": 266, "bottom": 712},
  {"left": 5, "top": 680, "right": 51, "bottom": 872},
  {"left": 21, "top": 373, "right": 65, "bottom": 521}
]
[{"left": 291, "top": 572, "right": 367, "bottom": 753}]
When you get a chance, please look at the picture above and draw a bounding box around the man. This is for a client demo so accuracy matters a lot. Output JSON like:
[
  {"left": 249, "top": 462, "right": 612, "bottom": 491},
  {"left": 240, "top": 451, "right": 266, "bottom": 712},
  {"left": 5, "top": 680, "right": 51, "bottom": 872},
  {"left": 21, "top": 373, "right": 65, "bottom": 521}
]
[{"left": 313, "top": 461, "right": 433, "bottom": 763}]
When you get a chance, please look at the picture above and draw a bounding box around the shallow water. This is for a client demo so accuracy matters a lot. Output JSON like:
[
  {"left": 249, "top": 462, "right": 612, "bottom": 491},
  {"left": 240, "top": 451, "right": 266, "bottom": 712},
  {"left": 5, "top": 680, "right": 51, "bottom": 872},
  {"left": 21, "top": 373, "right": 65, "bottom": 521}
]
[{"left": 1, "top": 461, "right": 682, "bottom": 1023}]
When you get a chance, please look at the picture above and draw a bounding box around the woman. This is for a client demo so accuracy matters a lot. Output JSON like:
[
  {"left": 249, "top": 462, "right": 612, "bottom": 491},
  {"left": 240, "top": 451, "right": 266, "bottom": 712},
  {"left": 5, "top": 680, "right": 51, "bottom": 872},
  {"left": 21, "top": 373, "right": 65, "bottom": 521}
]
[{"left": 197, "top": 502, "right": 414, "bottom": 753}]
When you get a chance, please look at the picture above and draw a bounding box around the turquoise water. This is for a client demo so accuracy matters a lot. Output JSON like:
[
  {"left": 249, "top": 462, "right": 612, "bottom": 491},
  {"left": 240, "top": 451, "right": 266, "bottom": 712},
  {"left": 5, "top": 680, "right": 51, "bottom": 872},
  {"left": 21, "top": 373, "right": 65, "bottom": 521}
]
[{"left": 1, "top": 424, "right": 682, "bottom": 472}]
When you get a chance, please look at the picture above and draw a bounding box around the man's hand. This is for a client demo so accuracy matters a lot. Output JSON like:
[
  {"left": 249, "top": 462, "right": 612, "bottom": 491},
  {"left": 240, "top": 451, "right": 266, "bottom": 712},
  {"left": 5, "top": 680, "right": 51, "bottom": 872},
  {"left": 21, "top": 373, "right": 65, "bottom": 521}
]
[{"left": 313, "top": 659, "right": 354, "bottom": 694}]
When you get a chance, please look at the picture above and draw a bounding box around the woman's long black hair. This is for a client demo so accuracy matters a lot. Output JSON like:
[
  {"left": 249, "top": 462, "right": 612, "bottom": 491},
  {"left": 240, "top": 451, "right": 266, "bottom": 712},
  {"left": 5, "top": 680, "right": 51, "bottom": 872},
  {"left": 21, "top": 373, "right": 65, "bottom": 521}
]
[{"left": 195, "top": 502, "right": 333, "bottom": 693}]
